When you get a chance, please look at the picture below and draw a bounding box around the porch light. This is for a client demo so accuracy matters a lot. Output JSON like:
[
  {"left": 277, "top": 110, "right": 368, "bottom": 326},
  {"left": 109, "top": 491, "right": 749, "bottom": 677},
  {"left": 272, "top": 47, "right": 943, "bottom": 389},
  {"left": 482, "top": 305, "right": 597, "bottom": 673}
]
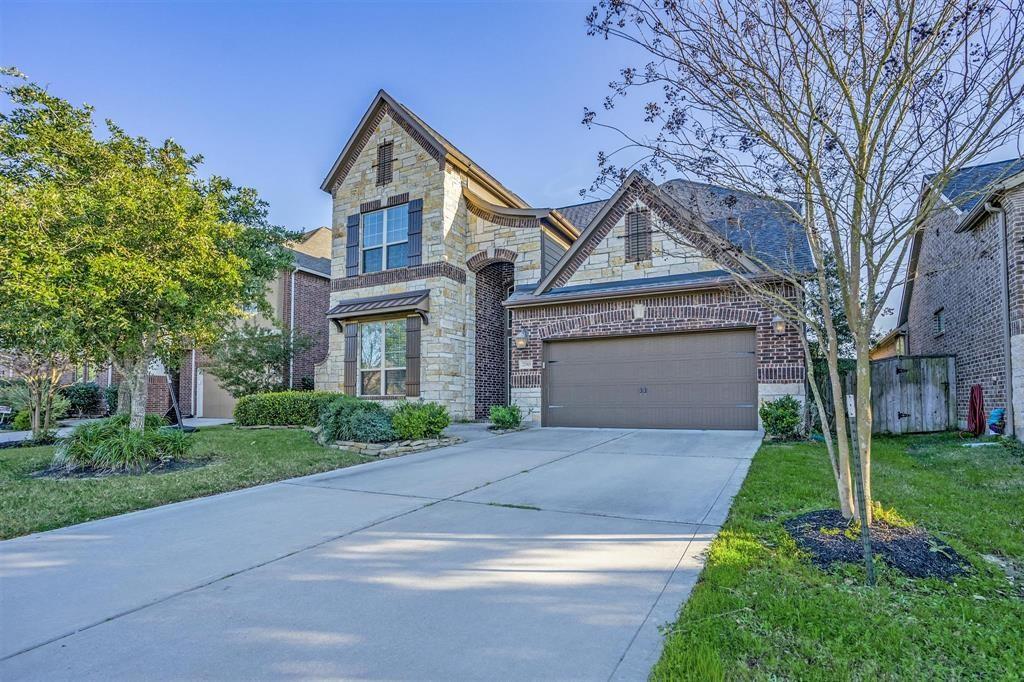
[
  {"left": 513, "top": 329, "right": 529, "bottom": 350},
  {"left": 771, "top": 314, "right": 787, "bottom": 335}
]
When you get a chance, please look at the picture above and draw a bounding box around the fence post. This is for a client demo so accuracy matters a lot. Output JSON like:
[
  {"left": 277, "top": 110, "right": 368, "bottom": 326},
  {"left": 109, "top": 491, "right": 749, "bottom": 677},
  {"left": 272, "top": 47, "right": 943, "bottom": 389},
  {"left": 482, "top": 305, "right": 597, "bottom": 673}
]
[{"left": 843, "top": 373, "right": 876, "bottom": 586}]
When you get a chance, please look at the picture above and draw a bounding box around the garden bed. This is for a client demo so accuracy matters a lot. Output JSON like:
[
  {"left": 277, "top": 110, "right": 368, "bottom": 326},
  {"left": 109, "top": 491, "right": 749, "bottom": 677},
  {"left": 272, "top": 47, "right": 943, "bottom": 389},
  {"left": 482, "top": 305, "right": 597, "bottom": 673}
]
[
  {"left": 327, "top": 435, "right": 463, "bottom": 458},
  {"left": 31, "top": 456, "right": 210, "bottom": 480},
  {"left": 783, "top": 508, "right": 968, "bottom": 580}
]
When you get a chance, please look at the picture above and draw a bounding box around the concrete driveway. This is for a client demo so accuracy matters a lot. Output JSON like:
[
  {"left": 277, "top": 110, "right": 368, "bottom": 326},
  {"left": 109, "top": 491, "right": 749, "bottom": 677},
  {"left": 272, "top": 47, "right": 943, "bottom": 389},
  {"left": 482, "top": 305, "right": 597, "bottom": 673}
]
[{"left": 0, "top": 425, "right": 761, "bottom": 681}]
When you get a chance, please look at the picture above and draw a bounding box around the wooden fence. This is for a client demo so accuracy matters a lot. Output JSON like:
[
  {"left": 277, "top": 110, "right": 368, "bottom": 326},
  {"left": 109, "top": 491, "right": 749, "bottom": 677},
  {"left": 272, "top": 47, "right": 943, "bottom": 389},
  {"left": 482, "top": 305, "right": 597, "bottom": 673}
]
[{"left": 809, "top": 355, "right": 956, "bottom": 435}]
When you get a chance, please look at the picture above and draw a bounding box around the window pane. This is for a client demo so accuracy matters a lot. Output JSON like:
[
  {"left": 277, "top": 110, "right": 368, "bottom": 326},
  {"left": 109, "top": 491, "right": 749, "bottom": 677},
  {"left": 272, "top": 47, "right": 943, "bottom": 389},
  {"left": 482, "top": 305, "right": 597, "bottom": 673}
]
[
  {"left": 386, "top": 242, "right": 408, "bottom": 269},
  {"left": 360, "top": 370, "right": 381, "bottom": 396},
  {"left": 360, "top": 323, "right": 382, "bottom": 368},
  {"left": 363, "top": 211, "right": 383, "bottom": 247},
  {"left": 385, "top": 369, "right": 406, "bottom": 396},
  {"left": 385, "top": 320, "right": 407, "bottom": 367},
  {"left": 362, "top": 247, "right": 383, "bottom": 273},
  {"left": 386, "top": 205, "right": 408, "bottom": 242}
]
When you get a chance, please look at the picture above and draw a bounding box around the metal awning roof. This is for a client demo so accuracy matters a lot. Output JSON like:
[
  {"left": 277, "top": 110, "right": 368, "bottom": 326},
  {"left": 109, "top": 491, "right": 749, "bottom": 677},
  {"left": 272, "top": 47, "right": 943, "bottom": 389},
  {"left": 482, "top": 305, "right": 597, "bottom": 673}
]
[{"left": 326, "top": 289, "right": 430, "bottom": 324}]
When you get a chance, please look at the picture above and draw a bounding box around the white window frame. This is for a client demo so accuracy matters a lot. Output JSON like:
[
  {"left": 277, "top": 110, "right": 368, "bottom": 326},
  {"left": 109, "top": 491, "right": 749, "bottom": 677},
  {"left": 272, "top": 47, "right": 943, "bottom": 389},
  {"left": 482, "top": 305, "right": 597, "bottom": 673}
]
[
  {"left": 357, "top": 319, "right": 407, "bottom": 397},
  {"left": 933, "top": 308, "right": 945, "bottom": 337},
  {"left": 362, "top": 204, "right": 409, "bottom": 274}
]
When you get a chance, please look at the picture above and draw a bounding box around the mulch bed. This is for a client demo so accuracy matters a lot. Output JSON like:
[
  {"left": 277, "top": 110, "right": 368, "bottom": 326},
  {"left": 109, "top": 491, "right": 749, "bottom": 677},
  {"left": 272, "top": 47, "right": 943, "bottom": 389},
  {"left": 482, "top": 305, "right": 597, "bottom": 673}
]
[
  {"left": 783, "top": 509, "right": 969, "bottom": 580},
  {"left": 31, "top": 458, "right": 209, "bottom": 480}
]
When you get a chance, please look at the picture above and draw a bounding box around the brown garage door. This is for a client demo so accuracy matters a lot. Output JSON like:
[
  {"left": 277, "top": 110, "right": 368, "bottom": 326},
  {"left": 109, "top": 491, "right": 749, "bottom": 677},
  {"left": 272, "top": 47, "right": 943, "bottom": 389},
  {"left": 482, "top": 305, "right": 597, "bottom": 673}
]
[{"left": 542, "top": 330, "right": 758, "bottom": 430}]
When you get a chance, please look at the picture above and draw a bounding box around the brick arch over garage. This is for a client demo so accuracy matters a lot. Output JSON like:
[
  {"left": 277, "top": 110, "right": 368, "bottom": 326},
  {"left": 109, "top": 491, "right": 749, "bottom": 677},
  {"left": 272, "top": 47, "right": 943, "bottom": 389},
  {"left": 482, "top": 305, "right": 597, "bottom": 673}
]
[{"left": 535, "top": 305, "right": 760, "bottom": 339}]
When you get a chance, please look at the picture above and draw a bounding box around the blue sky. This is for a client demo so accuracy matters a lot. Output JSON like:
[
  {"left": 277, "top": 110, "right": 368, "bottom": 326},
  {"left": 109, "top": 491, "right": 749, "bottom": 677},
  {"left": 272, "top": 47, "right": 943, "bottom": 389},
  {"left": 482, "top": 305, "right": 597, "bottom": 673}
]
[{"left": 2, "top": 0, "right": 644, "bottom": 231}]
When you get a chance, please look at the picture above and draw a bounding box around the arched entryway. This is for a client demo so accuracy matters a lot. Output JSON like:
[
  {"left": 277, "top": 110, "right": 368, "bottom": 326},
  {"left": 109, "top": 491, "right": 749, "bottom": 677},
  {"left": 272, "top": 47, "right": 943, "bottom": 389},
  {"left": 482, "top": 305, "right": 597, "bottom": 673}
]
[{"left": 474, "top": 261, "right": 515, "bottom": 419}]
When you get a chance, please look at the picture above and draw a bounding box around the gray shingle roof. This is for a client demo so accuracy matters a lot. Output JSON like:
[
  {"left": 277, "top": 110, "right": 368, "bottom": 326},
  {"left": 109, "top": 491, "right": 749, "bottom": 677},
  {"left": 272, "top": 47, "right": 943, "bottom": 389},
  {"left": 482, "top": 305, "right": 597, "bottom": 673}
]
[
  {"left": 932, "top": 158, "right": 1024, "bottom": 213},
  {"left": 287, "top": 249, "right": 331, "bottom": 277},
  {"left": 507, "top": 270, "right": 733, "bottom": 304},
  {"left": 558, "top": 179, "right": 813, "bottom": 273}
]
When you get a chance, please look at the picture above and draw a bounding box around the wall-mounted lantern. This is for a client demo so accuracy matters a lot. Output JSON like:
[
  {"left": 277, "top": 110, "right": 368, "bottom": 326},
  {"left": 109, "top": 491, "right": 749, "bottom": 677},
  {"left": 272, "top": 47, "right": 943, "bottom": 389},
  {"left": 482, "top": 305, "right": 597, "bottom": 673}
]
[
  {"left": 771, "top": 314, "right": 787, "bottom": 335},
  {"left": 513, "top": 329, "right": 529, "bottom": 350}
]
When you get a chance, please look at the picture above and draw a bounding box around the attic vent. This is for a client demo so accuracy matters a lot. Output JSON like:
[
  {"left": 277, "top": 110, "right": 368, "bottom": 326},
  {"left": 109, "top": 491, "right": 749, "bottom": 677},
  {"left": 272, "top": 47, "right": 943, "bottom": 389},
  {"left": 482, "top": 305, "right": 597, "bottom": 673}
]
[
  {"left": 625, "top": 209, "right": 652, "bottom": 262},
  {"left": 376, "top": 141, "right": 394, "bottom": 186}
]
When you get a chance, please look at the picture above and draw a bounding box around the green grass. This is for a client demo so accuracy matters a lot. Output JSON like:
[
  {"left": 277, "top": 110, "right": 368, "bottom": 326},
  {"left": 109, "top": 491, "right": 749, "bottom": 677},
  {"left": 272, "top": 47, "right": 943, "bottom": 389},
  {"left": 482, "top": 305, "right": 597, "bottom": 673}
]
[
  {"left": 653, "top": 433, "right": 1024, "bottom": 681},
  {"left": 0, "top": 426, "right": 368, "bottom": 540}
]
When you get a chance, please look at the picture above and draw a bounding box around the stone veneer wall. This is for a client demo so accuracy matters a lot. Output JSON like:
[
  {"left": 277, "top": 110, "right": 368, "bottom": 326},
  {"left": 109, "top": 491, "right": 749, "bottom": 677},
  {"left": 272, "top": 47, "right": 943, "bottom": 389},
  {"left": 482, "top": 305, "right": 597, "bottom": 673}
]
[
  {"left": 507, "top": 285, "right": 805, "bottom": 425},
  {"left": 474, "top": 261, "right": 514, "bottom": 418},
  {"left": 564, "top": 198, "right": 719, "bottom": 287}
]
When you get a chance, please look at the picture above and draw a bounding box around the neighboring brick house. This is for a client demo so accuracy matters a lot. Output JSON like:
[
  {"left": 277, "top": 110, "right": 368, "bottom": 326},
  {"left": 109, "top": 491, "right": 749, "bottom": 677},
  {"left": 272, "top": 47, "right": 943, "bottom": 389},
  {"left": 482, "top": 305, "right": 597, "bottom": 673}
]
[
  {"left": 92, "top": 229, "right": 333, "bottom": 419},
  {"left": 315, "top": 90, "right": 810, "bottom": 429},
  {"left": 896, "top": 158, "right": 1024, "bottom": 435}
]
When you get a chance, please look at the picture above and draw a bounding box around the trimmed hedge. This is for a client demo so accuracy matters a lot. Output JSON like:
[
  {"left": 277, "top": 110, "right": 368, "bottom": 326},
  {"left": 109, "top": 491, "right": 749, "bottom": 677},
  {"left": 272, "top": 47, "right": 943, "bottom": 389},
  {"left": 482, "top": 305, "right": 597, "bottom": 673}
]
[{"left": 234, "top": 391, "right": 343, "bottom": 427}]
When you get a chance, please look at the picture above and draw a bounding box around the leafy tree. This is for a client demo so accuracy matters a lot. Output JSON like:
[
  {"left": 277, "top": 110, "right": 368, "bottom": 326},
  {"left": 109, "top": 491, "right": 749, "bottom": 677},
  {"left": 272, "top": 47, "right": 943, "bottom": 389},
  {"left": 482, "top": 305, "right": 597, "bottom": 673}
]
[
  {"left": 206, "top": 322, "right": 312, "bottom": 398},
  {"left": 585, "top": 0, "right": 1024, "bottom": 524},
  {"left": 0, "top": 70, "right": 291, "bottom": 431}
]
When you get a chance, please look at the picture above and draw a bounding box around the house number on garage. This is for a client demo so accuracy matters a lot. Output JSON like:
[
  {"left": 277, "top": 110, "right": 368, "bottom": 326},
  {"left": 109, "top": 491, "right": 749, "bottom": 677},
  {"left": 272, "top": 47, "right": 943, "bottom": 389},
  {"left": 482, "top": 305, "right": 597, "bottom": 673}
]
[{"left": 518, "top": 359, "right": 533, "bottom": 370}]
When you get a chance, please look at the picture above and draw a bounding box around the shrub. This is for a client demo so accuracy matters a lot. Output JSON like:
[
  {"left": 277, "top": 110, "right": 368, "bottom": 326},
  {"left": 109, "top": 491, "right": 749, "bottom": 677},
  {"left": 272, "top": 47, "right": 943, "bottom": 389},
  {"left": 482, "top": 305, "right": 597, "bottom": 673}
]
[
  {"left": 759, "top": 395, "right": 802, "bottom": 439},
  {"left": 391, "top": 401, "right": 450, "bottom": 440},
  {"left": 62, "top": 381, "right": 103, "bottom": 416},
  {"left": 52, "top": 414, "right": 191, "bottom": 473},
  {"left": 234, "top": 391, "right": 342, "bottom": 426},
  {"left": 104, "top": 383, "right": 119, "bottom": 414},
  {"left": 489, "top": 404, "right": 522, "bottom": 430},
  {"left": 346, "top": 409, "right": 397, "bottom": 443},
  {"left": 12, "top": 411, "right": 30, "bottom": 431},
  {"left": 318, "top": 396, "right": 385, "bottom": 442},
  {"left": 0, "top": 381, "right": 30, "bottom": 413},
  {"left": 298, "top": 376, "right": 315, "bottom": 391}
]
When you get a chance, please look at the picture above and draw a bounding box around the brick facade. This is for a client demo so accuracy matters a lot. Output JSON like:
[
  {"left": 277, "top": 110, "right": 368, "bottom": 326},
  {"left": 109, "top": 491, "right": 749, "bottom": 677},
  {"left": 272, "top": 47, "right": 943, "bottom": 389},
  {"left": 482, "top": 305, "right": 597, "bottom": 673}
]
[
  {"left": 474, "top": 261, "right": 514, "bottom": 418},
  {"left": 281, "top": 269, "right": 331, "bottom": 389},
  {"left": 905, "top": 190, "right": 1024, "bottom": 428},
  {"left": 506, "top": 285, "right": 805, "bottom": 422}
]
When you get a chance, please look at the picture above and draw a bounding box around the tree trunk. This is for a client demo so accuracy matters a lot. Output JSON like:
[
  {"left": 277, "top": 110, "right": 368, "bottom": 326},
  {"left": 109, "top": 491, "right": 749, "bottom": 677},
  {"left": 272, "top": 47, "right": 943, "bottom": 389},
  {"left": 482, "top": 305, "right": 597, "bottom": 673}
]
[
  {"left": 854, "top": 339, "right": 874, "bottom": 526},
  {"left": 114, "top": 360, "right": 132, "bottom": 415},
  {"left": 823, "top": 352, "right": 856, "bottom": 519},
  {"left": 128, "top": 360, "right": 150, "bottom": 432}
]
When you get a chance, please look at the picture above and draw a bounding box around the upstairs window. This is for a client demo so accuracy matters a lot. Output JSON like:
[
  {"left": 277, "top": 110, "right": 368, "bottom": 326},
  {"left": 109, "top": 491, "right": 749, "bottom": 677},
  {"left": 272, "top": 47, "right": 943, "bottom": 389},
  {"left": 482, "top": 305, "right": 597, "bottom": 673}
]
[
  {"left": 376, "top": 141, "right": 394, "bottom": 186},
  {"left": 362, "top": 204, "right": 409, "bottom": 273},
  {"left": 359, "top": 319, "right": 406, "bottom": 396},
  {"left": 625, "top": 209, "right": 652, "bottom": 262},
  {"left": 933, "top": 308, "right": 945, "bottom": 337}
]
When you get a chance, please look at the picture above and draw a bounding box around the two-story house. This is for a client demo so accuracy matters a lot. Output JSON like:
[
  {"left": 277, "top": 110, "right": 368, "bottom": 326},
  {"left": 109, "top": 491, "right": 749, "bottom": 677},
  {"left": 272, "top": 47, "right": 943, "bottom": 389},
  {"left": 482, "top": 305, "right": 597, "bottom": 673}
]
[
  {"left": 315, "top": 91, "right": 810, "bottom": 429},
  {"left": 896, "top": 158, "right": 1024, "bottom": 436}
]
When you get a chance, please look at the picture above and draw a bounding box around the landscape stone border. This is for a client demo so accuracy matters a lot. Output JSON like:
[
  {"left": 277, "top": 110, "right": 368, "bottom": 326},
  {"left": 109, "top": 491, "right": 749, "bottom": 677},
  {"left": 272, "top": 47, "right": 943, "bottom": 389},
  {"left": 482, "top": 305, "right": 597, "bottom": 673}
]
[{"left": 327, "top": 436, "right": 463, "bottom": 458}]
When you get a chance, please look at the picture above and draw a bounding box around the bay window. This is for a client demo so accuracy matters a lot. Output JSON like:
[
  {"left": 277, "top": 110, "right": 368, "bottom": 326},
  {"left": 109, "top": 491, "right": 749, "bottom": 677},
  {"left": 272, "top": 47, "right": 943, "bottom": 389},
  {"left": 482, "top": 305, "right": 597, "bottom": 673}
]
[{"left": 359, "top": 319, "right": 407, "bottom": 396}]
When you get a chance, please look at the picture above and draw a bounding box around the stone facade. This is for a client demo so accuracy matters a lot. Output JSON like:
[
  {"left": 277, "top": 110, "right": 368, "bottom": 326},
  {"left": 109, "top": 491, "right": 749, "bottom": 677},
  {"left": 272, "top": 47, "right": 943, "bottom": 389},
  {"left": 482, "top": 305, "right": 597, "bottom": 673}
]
[{"left": 905, "top": 184, "right": 1024, "bottom": 430}]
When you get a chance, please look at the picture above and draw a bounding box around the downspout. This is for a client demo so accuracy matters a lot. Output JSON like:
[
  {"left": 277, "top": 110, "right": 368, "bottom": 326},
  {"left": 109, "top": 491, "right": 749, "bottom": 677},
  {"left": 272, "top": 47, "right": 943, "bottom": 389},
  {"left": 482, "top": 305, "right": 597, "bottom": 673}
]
[
  {"left": 289, "top": 269, "right": 297, "bottom": 389},
  {"left": 986, "top": 202, "right": 1014, "bottom": 436},
  {"left": 190, "top": 349, "right": 197, "bottom": 417}
]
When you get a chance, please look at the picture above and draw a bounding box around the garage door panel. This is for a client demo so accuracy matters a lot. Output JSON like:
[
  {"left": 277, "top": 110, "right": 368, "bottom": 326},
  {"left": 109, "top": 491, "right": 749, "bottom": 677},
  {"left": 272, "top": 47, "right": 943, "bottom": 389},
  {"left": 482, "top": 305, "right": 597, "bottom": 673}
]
[{"left": 543, "top": 330, "right": 758, "bottom": 430}]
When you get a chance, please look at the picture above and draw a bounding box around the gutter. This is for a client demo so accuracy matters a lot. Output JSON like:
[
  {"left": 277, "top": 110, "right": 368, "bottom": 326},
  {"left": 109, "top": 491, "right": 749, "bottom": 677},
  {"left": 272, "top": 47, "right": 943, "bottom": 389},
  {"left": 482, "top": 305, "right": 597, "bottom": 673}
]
[{"left": 986, "top": 202, "right": 1015, "bottom": 436}]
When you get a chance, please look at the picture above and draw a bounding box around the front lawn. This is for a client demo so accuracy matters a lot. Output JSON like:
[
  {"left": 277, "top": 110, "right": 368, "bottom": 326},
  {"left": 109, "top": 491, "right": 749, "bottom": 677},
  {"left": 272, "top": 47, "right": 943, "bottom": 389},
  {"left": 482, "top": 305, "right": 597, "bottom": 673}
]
[
  {"left": 0, "top": 426, "right": 367, "bottom": 540},
  {"left": 654, "top": 433, "right": 1024, "bottom": 680}
]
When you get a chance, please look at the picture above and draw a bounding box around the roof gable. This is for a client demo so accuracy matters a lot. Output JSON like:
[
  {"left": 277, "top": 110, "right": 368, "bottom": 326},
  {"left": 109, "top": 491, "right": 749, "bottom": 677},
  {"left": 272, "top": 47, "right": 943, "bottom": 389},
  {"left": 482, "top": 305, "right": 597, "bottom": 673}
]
[
  {"left": 934, "top": 158, "right": 1024, "bottom": 214},
  {"left": 320, "top": 90, "right": 530, "bottom": 209},
  {"left": 536, "top": 173, "right": 763, "bottom": 295}
]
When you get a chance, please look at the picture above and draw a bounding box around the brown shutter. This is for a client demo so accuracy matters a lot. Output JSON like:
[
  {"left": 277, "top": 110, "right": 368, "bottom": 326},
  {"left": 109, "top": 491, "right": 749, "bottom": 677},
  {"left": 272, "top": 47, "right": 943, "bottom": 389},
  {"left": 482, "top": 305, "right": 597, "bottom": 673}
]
[
  {"left": 407, "top": 198, "right": 423, "bottom": 267},
  {"left": 345, "top": 214, "right": 360, "bottom": 277},
  {"left": 405, "top": 316, "right": 421, "bottom": 397},
  {"left": 343, "top": 323, "right": 358, "bottom": 395},
  {"left": 640, "top": 210, "right": 652, "bottom": 259},
  {"left": 625, "top": 210, "right": 651, "bottom": 262}
]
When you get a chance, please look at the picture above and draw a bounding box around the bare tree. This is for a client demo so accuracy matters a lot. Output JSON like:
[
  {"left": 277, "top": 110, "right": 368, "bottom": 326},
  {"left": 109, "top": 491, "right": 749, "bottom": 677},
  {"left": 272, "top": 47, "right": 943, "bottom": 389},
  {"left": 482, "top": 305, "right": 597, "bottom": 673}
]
[{"left": 586, "top": 0, "right": 1024, "bottom": 523}]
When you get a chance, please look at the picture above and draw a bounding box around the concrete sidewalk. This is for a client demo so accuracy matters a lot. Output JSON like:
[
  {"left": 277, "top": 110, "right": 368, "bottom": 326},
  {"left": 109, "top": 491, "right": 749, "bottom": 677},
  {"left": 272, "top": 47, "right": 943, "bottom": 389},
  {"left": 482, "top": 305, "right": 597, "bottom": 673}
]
[{"left": 0, "top": 426, "right": 761, "bottom": 680}]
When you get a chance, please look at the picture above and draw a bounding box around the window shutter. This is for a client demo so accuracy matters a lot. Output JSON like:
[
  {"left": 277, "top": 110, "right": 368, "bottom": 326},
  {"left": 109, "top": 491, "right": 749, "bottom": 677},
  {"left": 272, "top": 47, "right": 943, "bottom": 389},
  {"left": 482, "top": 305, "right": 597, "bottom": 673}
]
[
  {"left": 345, "top": 214, "right": 360, "bottom": 277},
  {"left": 407, "top": 198, "right": 423, "bottom": 267},
  {"left": 343, "top": 324, "right": 358, "bottom": 396},
  {"left": 625, "top": 210, "right": 651, "bottom": 262},
  {"left": 376, "top": 142, "right": 393, "bottom": 186},
  {"left": 405, "top": 316, "right": 421, "bottom": 397}
]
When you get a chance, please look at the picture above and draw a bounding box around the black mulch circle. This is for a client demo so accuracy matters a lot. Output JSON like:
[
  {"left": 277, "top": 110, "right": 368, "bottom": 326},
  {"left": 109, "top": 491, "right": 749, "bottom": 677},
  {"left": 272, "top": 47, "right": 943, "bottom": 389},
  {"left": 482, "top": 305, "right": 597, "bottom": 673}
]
[{"left": 783, "top": 509, "right": 969, "bottom": 580}]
